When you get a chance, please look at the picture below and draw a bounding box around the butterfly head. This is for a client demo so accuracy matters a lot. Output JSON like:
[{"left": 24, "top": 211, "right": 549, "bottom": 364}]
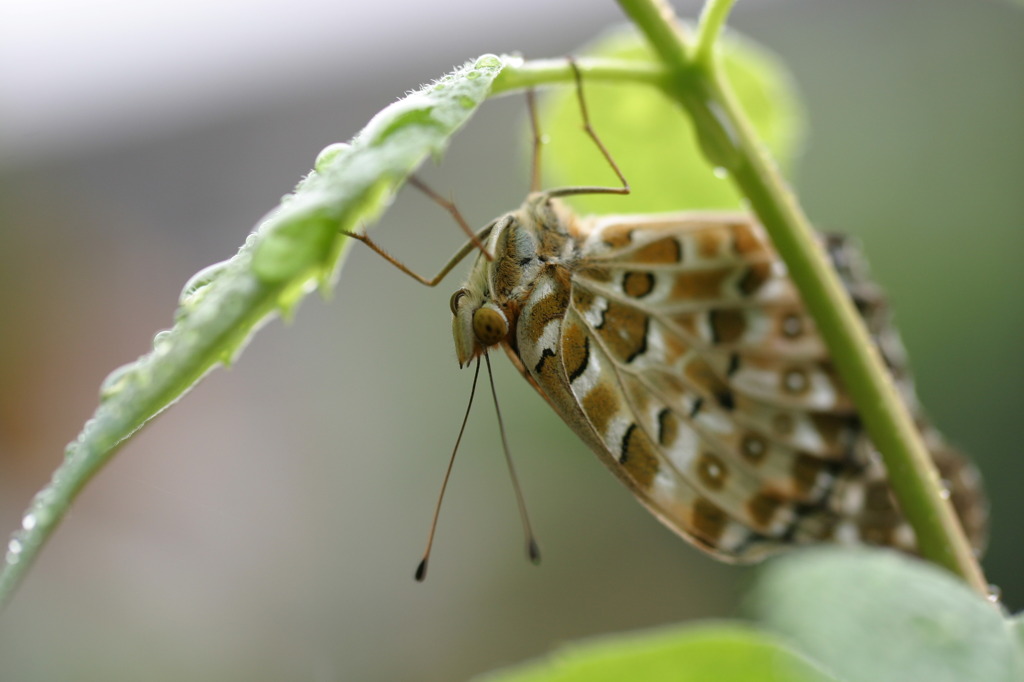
[{"left": 450, "top": 286, "right": 509, "bottom": 367}]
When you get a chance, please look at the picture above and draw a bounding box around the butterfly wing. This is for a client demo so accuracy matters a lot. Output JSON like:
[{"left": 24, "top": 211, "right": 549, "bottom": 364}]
[
  {"left": 513, "top": 211, "right": 986, "bottom": 561},
  {"left": 820, "top": 233, "right": 988, "bottom": 553}
]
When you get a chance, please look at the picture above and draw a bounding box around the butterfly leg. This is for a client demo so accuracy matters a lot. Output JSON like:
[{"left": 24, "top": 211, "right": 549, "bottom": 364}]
[
  {"left": 526, "top": 87, "right": 543, "bottom": 193},
  {"left": 405, "top": 175, "right": 492, "bottom": 258},
  {"left": 340, "top": 169, "right": 499, "bottom": 286},
  {"left": 340, "top": 220, "right": 494, "bottom": 287},
  {"left": 547, "top": 56, "right": 631, "bottom": 199}
]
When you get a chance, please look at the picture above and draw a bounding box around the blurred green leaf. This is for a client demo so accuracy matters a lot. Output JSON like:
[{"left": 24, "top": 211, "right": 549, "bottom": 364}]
[
  {"left": 473, "top": 624, "right": 837, "bottom": 682},
  {"left": 749, "top": 548, "right": 1024, "bottom": 682},
  {"left": 1013, "top": 612, "right": 1024, "bottom": 650},
  {"left": 540, "top": 27, "right": 804, "bottom": 215}
]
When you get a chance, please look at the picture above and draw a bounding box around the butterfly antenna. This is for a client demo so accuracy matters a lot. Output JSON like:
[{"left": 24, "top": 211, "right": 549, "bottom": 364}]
[
  {"left": 526, "top": 88, "right": 543, "bottom": 193},
  {"left": 484, "top": 352, "right": 542, "bottom": 566},
  {"left": 415, "top": 357, "right": 482, "bottom": 582}
]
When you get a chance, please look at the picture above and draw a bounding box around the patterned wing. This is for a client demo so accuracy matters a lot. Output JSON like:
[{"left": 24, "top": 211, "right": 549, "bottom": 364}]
[{"left": 516, "top": 211, "right": 986, "bottom": 561}]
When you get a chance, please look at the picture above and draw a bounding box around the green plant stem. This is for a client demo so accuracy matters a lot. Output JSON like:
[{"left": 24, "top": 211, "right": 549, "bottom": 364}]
[
  {"left": 693, "top": 0, "right": 736, "bottom": 66},
  {"left": 617, "top": 0, "right": 988, "bottom": 596},
  {"left": 491, "top": 57, "right": 667, "bottom": 96}
]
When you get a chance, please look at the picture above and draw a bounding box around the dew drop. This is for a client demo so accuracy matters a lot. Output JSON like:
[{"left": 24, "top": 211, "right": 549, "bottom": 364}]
[
  {"left": 21, "top": 514, "right": 37, "bottom": 531},
  {"left": 314, "top": 142, "right": 351, "bottom": 173},
  {"left": 456, "top": 95, "right": 475, "bottom": 109},
  {"left": 99, "top": 362, "right": 136, "bottom": 401},
  {"left": 938, "top": 478, "right": 952, "bottom": 500},
  {"left": 712, "top": 167, "right": 729, "bottom": 179},
  {"left": 180, "top": 259, "right": 232, "bottom": 305},
  {"left": 987, "top": 584, "right": 1002, "bottom": 604},
  {"left": 33, "top": 488, "right": 57, "bottom": 508},
  {"left": 8, "top": 538, "right": 23, "bottom": 555},
  {"left": 474, "top": 54, "right": 501, "bottom": 70},
  {"left": 465, "top": 70, "right": 481, "bottom": 80},
  {"left": 153, "top": 329, "right": 173, "bottom": 352},
  {"left": 82, "top": 418, "right": 98, "bottom": 438}
]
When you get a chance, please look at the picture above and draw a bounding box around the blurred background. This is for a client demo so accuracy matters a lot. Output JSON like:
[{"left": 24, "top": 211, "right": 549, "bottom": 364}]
[{"left": 0, "top": 0, "right": 1021, "bottom": 680}]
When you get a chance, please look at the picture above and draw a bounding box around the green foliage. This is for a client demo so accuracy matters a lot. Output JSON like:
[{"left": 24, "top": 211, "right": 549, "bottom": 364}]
[
  {"left": 540, "top": 27, "right": 803, "bottom": 214},
  {"left": 617, "top": 0, "right": 988, "bottom": 590},
  {"left": 2, "top": 4, "right": 1013, "bottom": 682},
  {"left": 1014, "top": 613, "right": 1024, "bottom": 650},
  {"left": 0, "top": 53, "right": 510, "bottom": 608},
  {"left": 749, "top": 548, "right": 1024, "bottom": 682},
  {"left": 474, "top": 624, "right": 837, "bottom": 682},
  {"left": 470, "top": 548, "right": 1024, "bottom": 681}
]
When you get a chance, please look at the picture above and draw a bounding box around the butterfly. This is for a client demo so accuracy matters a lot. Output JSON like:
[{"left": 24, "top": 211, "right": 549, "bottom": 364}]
[
  {"left": 447, "top": 201, "right": 988, "bottom": 562},
  {"left": 347, "top": 61, "right": 988, "bottom": 572}
]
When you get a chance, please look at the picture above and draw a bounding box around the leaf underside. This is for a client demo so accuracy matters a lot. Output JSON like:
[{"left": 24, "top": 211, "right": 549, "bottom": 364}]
[{"left": 0, "top": 53, "right": 513, "bottom": 607}]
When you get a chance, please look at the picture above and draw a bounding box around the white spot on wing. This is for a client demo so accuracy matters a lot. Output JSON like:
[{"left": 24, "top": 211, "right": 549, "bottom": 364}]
[
  {"left": 579, "top": 293, "right": 608, "bottom": 330},
  {"left": 663, "top": 414, "right": 699, "bottom": 474},
  {"left": 518, "top": 277, "right": 558, "bottom": 371},
  {"left": 838, "top": 482, "right": 865, "bottom": 516},
  {"left": 651, "top": 469, "right": 679, "bottom": 500},
  {"left": 643, "top": 322, "right": 665, "bottom": 365},
  {"left": 569, "top": 334, "right": 602, "bottom": 397},
  {"left": 717, "top": 520, "right": 752, "bottom": 553},
  {"left": 694, "top": 409, "right": 733, "bottom": 436},
  {"left": 834, "top": 520, "right": 860, "bottom": 544},
  {"left": 893, "top": 524, "right": 916, "bottom": 549}
]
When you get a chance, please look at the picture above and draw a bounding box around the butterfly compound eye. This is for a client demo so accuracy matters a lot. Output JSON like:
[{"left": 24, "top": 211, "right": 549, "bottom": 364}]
[
  {"left": 449, "top": 289, "right": 469, "bottom": 315},
  {"left": 472, "top": 306, "right": 508, "bottom": 346}
]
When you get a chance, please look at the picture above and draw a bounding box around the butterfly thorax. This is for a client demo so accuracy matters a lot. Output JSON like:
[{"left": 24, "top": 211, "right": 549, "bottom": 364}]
[{"left": 450, "top": 194, "right": 579, "bottom": 367}]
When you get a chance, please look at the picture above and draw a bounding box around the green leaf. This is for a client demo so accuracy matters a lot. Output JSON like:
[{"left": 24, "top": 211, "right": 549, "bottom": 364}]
[
  {"left": 473, "top": 624, "right": 838, "bottom": 682},
  {"left": 749, "top": 548, "right": 1024, "bottom": 682},
  {"left": 1012, "top": 612, "right": 1024, "bottom": 656},
  {"left": 0, "top": 53, "right": 511, "bottom": 609},
  {"left": 540, "top": 27, "right": 804, "bottom": 215}
]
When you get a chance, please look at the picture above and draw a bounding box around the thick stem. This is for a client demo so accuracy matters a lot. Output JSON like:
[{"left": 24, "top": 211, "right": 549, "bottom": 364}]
[{"left": 616, "top": 0, "right": 988, "bottom": 595}]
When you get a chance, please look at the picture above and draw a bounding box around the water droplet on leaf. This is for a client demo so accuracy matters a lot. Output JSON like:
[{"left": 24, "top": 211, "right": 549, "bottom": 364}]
[
  {"left": 100, "top": 362, "right": 136, "bottom": 401},
  {"left": 474, "top": 55, "right": 501, "bottom": 70},
  {"left": 153, "top": 330, "right": 173, "bottom": 352},
  {"left": 314, "top": 142, "right": 351, "bottom": 173}
]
